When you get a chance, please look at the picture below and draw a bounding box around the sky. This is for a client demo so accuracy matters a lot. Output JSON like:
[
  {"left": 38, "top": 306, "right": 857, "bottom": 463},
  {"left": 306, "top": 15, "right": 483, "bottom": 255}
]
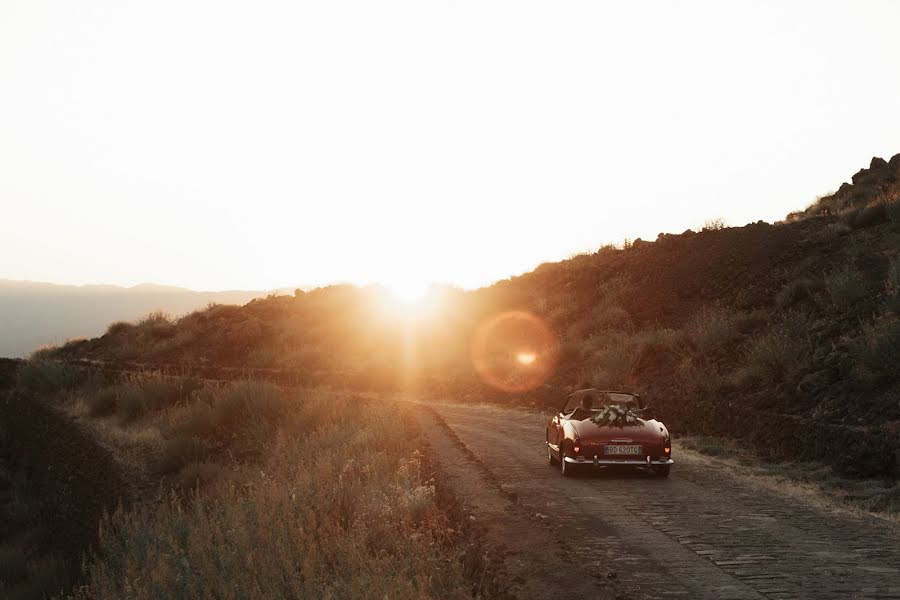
[{"left": 2, "top": 1, "right": 900, "bottom": 293}]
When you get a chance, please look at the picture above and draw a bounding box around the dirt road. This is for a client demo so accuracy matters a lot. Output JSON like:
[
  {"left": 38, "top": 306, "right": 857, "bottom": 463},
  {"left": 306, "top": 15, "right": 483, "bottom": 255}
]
[{"left": 418, "top": 401, "right": 900, "bottom": 600}]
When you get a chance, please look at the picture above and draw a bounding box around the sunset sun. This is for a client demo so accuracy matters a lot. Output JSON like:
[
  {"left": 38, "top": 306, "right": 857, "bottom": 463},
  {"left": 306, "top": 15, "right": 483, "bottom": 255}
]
[{"left": 385, "top": 279, "right": 432, "bottom": 306}]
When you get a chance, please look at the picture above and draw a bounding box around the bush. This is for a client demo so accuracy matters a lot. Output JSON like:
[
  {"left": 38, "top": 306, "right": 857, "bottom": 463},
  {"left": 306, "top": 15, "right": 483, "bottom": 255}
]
[
  {"left": 856, "top": 317, "right": 900, "bottom": 378},
  {"left": 824, "top": 267, "right": 865, "bottom": 309},
  {"left": 86, "top": 387, "right": 118, "bottom": 417},
  {"left": 702, "top": 217, "right": 727, "bottom": 231},
  {"left": 745, "top": 312, "right": 812, "bottom": 381},
  {"left": 886, "top": 256, "right": 900, "bottom": 315},
  {"left": 886, "top": 198, "right": 900, "bottom": 223},
  {"left": 584, "top": 344, "right": 642, "bottom": 388},
  {"left": 157, "top": 435, "right": 213, "bottom": 475},
  {"left": 176, "top": 461, "right": 224, "bottom": 491},
  {"left": 1, "top": 555, "right": 70, "bottom": 600},
  {"left": 16, "top": 361, "right": 84, "bottom": 394},
  {"left": 776, "top": 278, "right": 823, "bottom": 309},
  {"left": 590, "top": 304, "right": 631, "bottom": 331},
  {"left": 137, "top": 310, "right": 172, "bottom": 327},
  {"left": 115, "top": 384, "right": 148, "bottom": 423},
  {"left": 105, "top": 321, "right": 133, "bottom": 336},
  {"left": 685, "top": 304, "right": 744, "bottom": 355},
  {"left": 140, "top": 375, "right": 198, "bottom": 412},
  {"left": 210, "top": 381, "right": 286, "bottom": 436},
  {"left": 840, "top": 203, "right": 887, "bottom": 229}
]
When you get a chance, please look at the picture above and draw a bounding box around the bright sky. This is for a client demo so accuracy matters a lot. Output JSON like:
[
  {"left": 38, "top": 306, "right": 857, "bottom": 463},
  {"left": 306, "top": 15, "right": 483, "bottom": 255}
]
[{"left": 2, "top": 1, "right": 900, "bottom": 293}]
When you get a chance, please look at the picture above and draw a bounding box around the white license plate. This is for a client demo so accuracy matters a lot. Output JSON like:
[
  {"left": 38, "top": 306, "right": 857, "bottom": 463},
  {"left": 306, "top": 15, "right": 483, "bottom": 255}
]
[{"left": 605, "top": 445, "right": 642, "bottom": 455}]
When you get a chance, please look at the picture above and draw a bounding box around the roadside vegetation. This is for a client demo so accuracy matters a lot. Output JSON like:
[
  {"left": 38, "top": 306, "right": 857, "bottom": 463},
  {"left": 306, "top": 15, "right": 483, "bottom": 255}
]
[
  {"left": 7, "top": 362, "right": 507, "bottom": 599},
  {"left": 678, "top": 436, "right": 900, "bottom": 523}
]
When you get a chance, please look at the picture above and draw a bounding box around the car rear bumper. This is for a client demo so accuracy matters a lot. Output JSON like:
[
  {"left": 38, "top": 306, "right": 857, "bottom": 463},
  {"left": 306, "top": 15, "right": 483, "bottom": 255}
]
[{"left": 563, "top": 456, "right": 674, "bottom": 466}]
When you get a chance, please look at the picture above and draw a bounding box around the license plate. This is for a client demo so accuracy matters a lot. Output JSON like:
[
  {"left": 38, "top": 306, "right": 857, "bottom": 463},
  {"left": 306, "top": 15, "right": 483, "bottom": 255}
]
[{"left": 605, "top": 445, "right": 642, "bottom": 455}]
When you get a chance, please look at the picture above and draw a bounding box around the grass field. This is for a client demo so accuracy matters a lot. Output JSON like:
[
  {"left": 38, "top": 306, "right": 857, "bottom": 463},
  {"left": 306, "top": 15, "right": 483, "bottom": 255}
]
[{"left": 6, "top": 362, "right": 509, "bottom": 599}]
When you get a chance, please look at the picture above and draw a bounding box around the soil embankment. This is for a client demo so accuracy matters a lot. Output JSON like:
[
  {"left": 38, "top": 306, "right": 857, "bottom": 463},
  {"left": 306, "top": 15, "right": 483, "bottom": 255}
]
[{"left": 0, "top": 361, "right": 129, "bottom": 582}]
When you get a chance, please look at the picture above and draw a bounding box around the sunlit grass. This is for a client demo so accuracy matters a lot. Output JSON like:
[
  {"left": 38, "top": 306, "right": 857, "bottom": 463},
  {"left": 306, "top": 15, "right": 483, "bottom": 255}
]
[{"left": 38, "top": 372, "right": 494, "bottom": 599}]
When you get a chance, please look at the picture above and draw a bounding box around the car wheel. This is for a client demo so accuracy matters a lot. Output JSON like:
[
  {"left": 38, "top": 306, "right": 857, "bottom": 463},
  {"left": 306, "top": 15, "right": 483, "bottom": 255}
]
[
  {"left": 548, "top": 444, "right": 559, "bottom": 466},
  {"left": 655, "top": 465, "right": 671, "bottom": 478}
]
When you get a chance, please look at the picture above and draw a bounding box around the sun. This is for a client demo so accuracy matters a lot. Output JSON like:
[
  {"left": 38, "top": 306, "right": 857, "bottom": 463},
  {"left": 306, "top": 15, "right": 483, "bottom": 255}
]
[{"left": 386, "top": 279, "right": 431, "bottom": 306}]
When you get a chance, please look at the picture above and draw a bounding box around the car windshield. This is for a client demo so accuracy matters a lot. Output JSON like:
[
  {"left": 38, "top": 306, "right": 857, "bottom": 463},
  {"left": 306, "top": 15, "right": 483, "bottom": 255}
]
[{"left": 562, "top": 390, "right": 639, "bottom": 414}]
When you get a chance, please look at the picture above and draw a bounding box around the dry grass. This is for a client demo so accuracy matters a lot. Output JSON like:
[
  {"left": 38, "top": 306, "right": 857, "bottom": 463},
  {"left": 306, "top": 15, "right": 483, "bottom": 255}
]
[
  {"left": 678, "top": 437, "right": 900, "bottom": 524},
  {"left": 41, "top": 371, "right": 489, "bottom": 600}
]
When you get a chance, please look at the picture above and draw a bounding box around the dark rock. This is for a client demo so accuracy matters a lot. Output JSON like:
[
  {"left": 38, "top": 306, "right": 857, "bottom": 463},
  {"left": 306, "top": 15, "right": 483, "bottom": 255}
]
[{"left": 870, "top": 156, "right": 888, "bottom": 170}]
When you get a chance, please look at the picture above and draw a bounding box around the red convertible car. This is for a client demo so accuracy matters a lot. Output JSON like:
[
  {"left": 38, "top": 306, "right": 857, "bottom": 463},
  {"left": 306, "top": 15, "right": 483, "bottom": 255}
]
[{"left": 546, "top": 389, "right": 673, "bottom": 477}]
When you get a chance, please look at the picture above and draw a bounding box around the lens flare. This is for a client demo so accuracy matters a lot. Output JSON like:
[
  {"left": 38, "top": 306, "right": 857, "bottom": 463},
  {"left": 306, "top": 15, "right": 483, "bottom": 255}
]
[
  {"left": 516, "top": 352, "right": 537, "bottom": 365},
  {"left": 470, "top": 311, "right": 559, "bottom": 393}
]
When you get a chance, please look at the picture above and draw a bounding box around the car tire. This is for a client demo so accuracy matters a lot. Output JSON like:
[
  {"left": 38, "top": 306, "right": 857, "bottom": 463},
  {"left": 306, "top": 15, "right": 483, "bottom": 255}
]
[
  {"left": 548, "top": 444, "right": 559, "bottom": 466},
  {"left": 655, "top": 465, "right": 671, "bottom": 478}
]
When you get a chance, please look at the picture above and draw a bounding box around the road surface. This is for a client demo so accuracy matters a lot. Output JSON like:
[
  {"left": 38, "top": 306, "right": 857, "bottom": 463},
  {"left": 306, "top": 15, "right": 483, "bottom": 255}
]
[{"left": 418, "top": 401, "right": 900, "bottom": 600}]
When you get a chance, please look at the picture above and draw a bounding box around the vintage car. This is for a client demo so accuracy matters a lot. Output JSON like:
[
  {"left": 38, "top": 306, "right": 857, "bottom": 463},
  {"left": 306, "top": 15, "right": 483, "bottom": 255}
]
[{"left": 546, "top": 388, "right": 673, "bottom": 477}]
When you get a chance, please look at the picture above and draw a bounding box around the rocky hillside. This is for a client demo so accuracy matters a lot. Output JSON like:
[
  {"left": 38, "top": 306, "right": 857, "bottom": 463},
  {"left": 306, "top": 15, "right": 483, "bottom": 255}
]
[{"left": 47, "top": 155, "right": 900, "bottom": 477}]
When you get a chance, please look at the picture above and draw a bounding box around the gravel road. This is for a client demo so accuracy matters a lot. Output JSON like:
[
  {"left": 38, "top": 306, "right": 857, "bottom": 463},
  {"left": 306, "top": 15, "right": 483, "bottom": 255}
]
[{"left": 419, "top": 401, "right": 900, "bottom": 600}]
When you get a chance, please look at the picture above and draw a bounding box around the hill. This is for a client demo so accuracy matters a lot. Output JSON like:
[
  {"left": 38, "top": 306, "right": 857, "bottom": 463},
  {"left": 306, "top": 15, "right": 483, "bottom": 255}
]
[
  {"left": 0, "top": 280, "right": 282, "bottom": 358},
  {"left": 47, "top": 154, "right": 900, "bottom": 477}
]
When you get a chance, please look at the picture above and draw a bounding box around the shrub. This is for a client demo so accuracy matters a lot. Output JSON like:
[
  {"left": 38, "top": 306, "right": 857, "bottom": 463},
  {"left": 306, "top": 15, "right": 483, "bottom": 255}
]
[
  {"left": 702, "top": 217, "right": 727, "bottom": 231},
  {"left": 137, "top": 310, "right": 172, "bottom": 327},
  {"left": 140, "top": 375, "right": 196, "bottom": 412},
  {"left": 16, "top": 360, "right": 83, "bottom": 394},
  {"left": 115, "top": 384, "right": 148, "bottom": 423},
  {"left": 673, "top": 360, "right": 729, "bottom": 399},
  {"left": 176, "top": 461, "right": 224, "bottom": 491},
  {"left": 886, "top": 198, "right": 900, "bottom": 223},
  {"left": 590, "top": 304, "right": 631, "bottom": 331},
  {"left": 824, "top": 267, "right": 866, "bottom": 309},
  {"left": 856, "top": 317, "right": 900, "bottom": 378},
  {"left": 840, "top": 203, "right": 887, "bottom": 229},
  {"left": 210, "top": 381, "right": 286, "bottom": 435},
  {"left": 157, "top": 435, "right": 213, "bottom": 475},
  {"left": 685, "top": 304, "right": 744, "bottom": 355},
  {"left": 886, "top": 256, "right": 900, "bottom": 315},
  {"left": 2, "top": 555, "right": 70, "bottom": 600},
  {"left": 86, "top": 387, "right": 118, "bottom": 417},
  {"left": 776, "top": 278, "right": 823, "bottom": 309},
  {"left": 105, "top": 321, "right": 133, "bottom": 336},
  {"left": 744, "top": 312, "right": 812, "bottom": 381},
  {"left": 584, "top": 345, "right": 642, "bottom": 388}
]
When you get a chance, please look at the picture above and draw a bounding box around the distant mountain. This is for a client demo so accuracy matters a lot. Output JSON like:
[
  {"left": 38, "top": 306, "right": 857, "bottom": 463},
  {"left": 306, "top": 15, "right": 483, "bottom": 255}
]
[{"left": 0, "top": 280, "right": 286, "bottom": 358}]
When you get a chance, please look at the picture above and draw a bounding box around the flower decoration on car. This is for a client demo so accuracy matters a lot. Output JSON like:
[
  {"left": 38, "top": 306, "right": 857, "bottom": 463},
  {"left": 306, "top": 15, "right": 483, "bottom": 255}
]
[{"left": 590, "top": 403, "right": 643, "bottom": 428}]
